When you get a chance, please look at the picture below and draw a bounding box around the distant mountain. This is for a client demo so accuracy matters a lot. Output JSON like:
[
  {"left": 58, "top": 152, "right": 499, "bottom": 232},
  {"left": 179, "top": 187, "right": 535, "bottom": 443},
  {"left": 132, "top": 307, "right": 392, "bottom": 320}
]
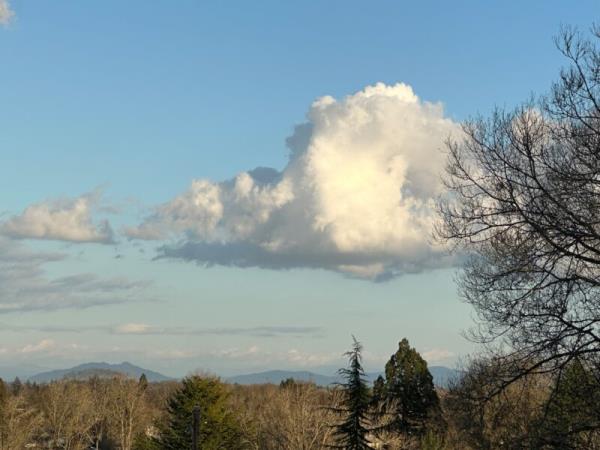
[
  {"left": 26, "top": 363, "right": 460, "bottom": 387},
  {"left": 0, "top": 363, "right": 49, "bottom": 381},
  {"left": 227, "top": 366, "right": 460, "bottom": 388},
  {"left": 28, "top": 362, "right": 173, "bottom": 383},
  {"left": 227, "top": 370, "right": 337, "bottom": 386},
  {"left": 429, "top": 366, "right": 461, "bottom": 388}
]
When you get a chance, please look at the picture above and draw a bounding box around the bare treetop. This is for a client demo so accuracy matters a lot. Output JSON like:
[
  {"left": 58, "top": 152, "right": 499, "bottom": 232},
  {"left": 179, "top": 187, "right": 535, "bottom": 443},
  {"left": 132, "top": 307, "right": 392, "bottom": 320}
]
[{"left": 438, "top": 26, "right": 600, "bottom": 385}]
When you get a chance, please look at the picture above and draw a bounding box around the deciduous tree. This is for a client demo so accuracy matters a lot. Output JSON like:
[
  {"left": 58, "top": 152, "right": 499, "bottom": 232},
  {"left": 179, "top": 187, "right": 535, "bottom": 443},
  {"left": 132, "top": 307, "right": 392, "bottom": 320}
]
[{"left": 438, "top": 26, "right": 600, "bottom": 392}]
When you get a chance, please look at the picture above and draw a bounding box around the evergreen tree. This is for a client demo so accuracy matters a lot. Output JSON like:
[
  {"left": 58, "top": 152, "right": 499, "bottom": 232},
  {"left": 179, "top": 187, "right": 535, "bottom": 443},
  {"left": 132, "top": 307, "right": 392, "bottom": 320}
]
[
  {"left": 329, "top": 337, "right": 373, "bottom": 449},
  {"left": 372, "top": 375, "right": 385, "bottom": 406},
  {"left": 10, "top": 377, "right": 22, "bottom": 396},
  {"left": 138, "top": 373, "right": 148, "bottom": 391},
  {"left": 279, "top": 377, "right": 297, "bottom": 389},
  {"left": 381, "top": 338, "right": 440, "bottom": 436},
  {"left": 155, "top": 375, "right": 246, "bottom": 450},
  {"left": 536, "top": 359, "right": 600, "bottom": 448}
]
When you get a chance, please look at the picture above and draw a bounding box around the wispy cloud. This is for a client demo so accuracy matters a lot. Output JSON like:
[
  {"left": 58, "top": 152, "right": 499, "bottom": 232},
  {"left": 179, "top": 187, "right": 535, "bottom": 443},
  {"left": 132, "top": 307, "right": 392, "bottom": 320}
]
[
  {"left": 112, "top": 324, "right": 323, "bottom": 337},
  {"left": 0, "top": 238, "right": 152, "bottom": 313},
  {"left": 422, "top": 348, "right": 455, "bottom": 364},
  {"left": 0, "top": 0, "right": 14, "bottom": 26},
  {"left": 21, "top": 339, "right": 56, "bottom": 354},
  {"left": 185, "top": 345, "right": 340, "bottom": 367},
  {"left": 0, "top": 322, "right": 323, "bottom": 338},
  {"left": 0, "top": 341, "right": 340, "bottom": 371},
  {"left": 126, "top": 83, "right": 459, "bottom": 280},
  {"left": 1, "top": 191, "right": 115, "bottom": 244}
]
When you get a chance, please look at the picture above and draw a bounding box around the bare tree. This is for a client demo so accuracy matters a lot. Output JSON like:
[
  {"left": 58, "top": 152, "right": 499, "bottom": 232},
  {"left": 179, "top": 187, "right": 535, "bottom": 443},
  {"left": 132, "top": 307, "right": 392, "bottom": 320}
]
[
  {"left": 0, "top": 390, "right": 42, "bottom": 450},
  {"left": 232, "top": 382, "right": 338, "bottom": 450},
  {"left": 443, "top": 357, "right": 549, "bottom": 449},
  {"left": 438, "top": 25, "right": 600, "bottom": 391},
  {"left": 84, "top": 377, "right": 111, "bottom": 450},
  {"left": 105, "top": 376, "right": 149, "bottom": 450},
  {"left": 39, "top": 381, "right": 96, "bottom": 450}
]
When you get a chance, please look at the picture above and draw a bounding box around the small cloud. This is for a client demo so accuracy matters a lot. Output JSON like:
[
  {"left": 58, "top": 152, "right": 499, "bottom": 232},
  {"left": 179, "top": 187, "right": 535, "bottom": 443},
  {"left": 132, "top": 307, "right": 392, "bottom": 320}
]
[
  {"left": 0, "top": 0, "right": 14, "bottom": 26},
  {"left": 422, "top": 348, "right": 455, "bottom": 364},
  {"left": 151, "top": 349, "right": 194, "bottom": 359},
  {"left": 113, "top": 323, "right": 153, "bottom": 334},
  {"left": 1, "top": 191, "right": 115, "bottom": 244},
  {"left": 21, "top": 339, "right": 55, "bottom": 354},
  {"left": 286, "top": 348, "right": 338, "bottom": 366},
  {"left": 215, "top": 346, "right": 261, "bottom": 359}
]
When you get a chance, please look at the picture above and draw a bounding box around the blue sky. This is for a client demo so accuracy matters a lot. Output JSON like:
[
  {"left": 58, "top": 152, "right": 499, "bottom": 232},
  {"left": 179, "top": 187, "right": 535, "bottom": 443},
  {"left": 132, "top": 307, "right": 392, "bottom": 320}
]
[{"left": 0, "top": 0, "right": 597, "bottom": 378}]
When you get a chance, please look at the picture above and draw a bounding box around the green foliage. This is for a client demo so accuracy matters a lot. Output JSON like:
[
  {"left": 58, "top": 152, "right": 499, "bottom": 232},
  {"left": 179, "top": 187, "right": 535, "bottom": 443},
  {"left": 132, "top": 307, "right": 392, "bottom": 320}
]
[
  {"left": 279, "top": 377, "right": 297, "bottom": 389},
  {"left": 11, "top": 377, "right": 22, "bottom": 396},
  {"left": 536, "top": 359, "right": 600, "bottom": 448},
  {"left": 132, "top": 433, "right": 159, "bottom": 450},
  {"left": 372, "top": 375, "right": 385, "bottom": 405},
  {"left": 138, "top": 373, "right": 148, "bottom": 391},
  {"left": 155, "top": 375, "right": 247, "bottom": 450},
  {"left": 329, "top": 337, "right": 373, "bottom": 450},
  {"left": 420, "top": 430, "right": 447, "bottom": 450},
  {"left": 381, "top": 338, "right": 441, "bottom": 435}
]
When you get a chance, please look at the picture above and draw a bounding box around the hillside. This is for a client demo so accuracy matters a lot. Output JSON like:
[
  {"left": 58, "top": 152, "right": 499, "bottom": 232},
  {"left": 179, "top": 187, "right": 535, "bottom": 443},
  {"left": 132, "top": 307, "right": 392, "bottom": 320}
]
[{"left": 28, "top": 362, "right": 173, "bottom": 383}]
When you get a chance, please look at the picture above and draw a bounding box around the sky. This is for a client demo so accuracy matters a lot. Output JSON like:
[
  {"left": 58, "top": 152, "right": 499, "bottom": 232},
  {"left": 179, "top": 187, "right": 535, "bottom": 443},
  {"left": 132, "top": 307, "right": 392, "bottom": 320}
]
[{"left": 0, "top": 0, "right": 598, "bottom": 379}]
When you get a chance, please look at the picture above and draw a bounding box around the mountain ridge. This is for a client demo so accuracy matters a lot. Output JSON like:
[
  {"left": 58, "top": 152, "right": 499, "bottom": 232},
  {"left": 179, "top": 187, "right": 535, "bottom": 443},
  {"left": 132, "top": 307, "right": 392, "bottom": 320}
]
[
  {"left": 24, "top": 363, "right": 459, "bottom": 387},
  {"left": 28, "top": 362, "right": 173, "bottom": 383}
]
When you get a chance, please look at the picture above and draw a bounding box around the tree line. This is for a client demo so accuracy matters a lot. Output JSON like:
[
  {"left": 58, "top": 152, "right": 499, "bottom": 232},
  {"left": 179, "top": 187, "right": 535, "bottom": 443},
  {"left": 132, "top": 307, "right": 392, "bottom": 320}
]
[
  {"left": 0, "top": 337, "right": 440, "bottom": 450},
  {"left": 2, "top": 335, "right": 600, "bottom": 449}
]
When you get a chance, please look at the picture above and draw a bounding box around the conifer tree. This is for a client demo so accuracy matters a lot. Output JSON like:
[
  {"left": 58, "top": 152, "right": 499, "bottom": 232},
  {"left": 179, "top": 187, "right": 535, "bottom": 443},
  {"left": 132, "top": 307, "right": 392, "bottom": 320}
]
[
  {"left": 329, "top": 337, "right": 373, "bottom": 449},
  {"left": 10, "top": 377, "right": 22, "bottom": 396},
  {"left": 155, "top": 375, "right": 245, "bottom": 450},
  {"left": 372, "top": 375, "right": 385, "bottom": 406},
  {"left": 138, "top": 373, "right": 148, "bottom": 391},
  {"left": 381, "top": 338, "right": 440, "bottom": 436},
  {"left": 537, "top": 359, "right": 600, "bottom": 448}
]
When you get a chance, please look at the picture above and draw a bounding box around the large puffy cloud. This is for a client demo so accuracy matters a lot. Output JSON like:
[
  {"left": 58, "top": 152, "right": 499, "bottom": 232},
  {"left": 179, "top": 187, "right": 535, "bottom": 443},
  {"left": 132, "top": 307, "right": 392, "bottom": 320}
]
[
  {"left": 0, "top": 0, "right": 13, "bottom": 26},
  {"left": 1, "top": 192, "right": 115, "bottom": 244},
  {"left": 0, "top": 237, "right": 150, "bottom": 313},
  {"left": 127, "top": 83, "right": 459, "bottom": 279}
]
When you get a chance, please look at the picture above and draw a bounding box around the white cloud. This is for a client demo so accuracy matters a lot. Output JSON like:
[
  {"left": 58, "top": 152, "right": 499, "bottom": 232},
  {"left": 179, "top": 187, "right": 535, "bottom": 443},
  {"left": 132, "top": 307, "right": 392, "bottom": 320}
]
[
  {"left": 209, "top": 346, "right": 338, "bottom": 367},
  {"left": 21, "top": 339, "right": 55, "bottom": 354},
  {"left": 286, "top": 348, "right": 338, "bottom": 366},
  {"left": 1, "top": 191, "right": 115, "bottom": 244},
  {"left": 0, "top": 0, "right": 14, "bottom": 26},
  {"left": 215, "top": 346, "right": 261, "bottom": 359},
  {"left": 126, "top": 82, "right": 459, "bottom": 279},
  {"left": 422, "top": 348, "right": 455, "bottom": 364},
  {"left": 113, "top": 323, "right": 152, "bottom": 334}
]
